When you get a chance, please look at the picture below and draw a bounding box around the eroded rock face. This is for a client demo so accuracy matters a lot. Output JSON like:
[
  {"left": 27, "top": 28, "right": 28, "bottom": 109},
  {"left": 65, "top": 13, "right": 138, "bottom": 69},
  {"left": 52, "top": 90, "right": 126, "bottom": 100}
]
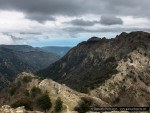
[{"left": 90, "top": 48, "right": 150, "bottom": 107}]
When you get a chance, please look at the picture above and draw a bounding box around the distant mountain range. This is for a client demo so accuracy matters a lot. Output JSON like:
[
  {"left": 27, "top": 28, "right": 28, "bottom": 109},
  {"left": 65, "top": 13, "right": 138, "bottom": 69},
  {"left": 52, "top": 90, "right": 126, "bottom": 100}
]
[
  {"left": 38, "top": 46, "right": 71, "bottom": 57},
  {"left": 0, "top": 45, "right": 71, "bottom": 90}
]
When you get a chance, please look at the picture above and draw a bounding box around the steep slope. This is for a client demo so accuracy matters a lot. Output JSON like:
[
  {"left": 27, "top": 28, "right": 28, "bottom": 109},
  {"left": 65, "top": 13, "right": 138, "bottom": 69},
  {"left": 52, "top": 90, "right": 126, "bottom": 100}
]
[
  {"left": 0, "top": 45, "right": 60, "bottom": 90},
  {"left": 0, "top": 45, "right": 60, "bottom": 70},
  {"left": 39, "top": 46, "right": 71, "bottom": 57},
  {"left": 37, "top": 31, "right": 150, "bottom": 96},
  {"left": 0, "top": 47, "right": 34, "bottom": 89},
  {"left": 90, "top": 47, "right": 150, "bottom": 106},
  {"left": 0, "top": 72, "right": 110, "bottom": 113}
]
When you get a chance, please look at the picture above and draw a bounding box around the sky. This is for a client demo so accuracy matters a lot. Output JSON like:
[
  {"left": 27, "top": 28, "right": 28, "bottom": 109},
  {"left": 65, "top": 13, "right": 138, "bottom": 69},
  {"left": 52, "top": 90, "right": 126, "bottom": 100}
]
[{"left": 0, "top": 0, "right": 150, "bottom": 47}]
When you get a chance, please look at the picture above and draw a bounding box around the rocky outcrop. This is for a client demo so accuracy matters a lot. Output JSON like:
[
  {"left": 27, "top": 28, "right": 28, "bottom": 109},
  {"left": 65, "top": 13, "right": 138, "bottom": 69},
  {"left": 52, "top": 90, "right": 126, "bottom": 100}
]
[
  {"left": 90, "top": 44, "right": 150, "bottom": 106},
  {"left": 0, "top": 105, "right": 44, "bottom": 113},
  {"left": 0, "top": 105, "right": 26, "bottom": 113}
]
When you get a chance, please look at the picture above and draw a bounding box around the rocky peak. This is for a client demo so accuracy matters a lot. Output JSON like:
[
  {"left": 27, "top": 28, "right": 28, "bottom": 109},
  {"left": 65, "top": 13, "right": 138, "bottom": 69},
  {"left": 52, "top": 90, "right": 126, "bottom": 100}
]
[{"left": 87, "top": 37, "right": 104, "bottom": 42}]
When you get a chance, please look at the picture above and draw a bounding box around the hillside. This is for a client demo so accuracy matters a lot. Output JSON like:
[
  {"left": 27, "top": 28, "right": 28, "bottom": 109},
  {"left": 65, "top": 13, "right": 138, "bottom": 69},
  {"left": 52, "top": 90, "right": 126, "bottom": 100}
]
[
  {"left": 0, "top": 72, "right": 110, "bottom": 113},
  {"left": 37, "top": 31, "right": 150, "bottom": 106},
  {"left": 0, "top": 45, "right": 60, "bottom": 90}
]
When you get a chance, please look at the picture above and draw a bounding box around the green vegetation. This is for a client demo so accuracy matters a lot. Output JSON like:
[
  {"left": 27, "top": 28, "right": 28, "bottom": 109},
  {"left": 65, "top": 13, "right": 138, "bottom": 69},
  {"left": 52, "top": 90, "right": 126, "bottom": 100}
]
[
  {"left": 74, "top": 97, "right": 93, "bottom": 113},
  {"left": 55, "top": 97, "right": 63, "bottom": 112},
  {"left": 30, "top": 86, "right": 41, "bottom": 97},
  {"left": 9, "top": 86, "right": 18, "bottom": 96},
  {"left": 112, "top": 97, "right": 120, "bottom": 104},
  {"left": 23, "top": 89, "right": 30, "bottom": 97},
  {"left": 22, "top": 76, "right": 33, "bottom": 83},
  {"left": 35, "top": 93, "right": 52, "bottom": 112},
  {"left": 11, "top": 97, "right": 33, "bottom": 110},
  {"left": 9, "top": 82, "right": 21, "bottom": 96},
  {"left": 77, "top": 57, "right": 118, "bottom": 93}
]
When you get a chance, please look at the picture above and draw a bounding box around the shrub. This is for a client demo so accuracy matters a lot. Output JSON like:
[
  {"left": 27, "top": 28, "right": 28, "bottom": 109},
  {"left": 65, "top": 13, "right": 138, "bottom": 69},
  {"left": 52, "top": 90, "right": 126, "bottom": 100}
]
[
  {"left": 35, "top": 93, "right": 52, "bottom": 112},
  {"left": 30, "top": 86, "right": 41, "bottom": 97},
  {"left": 22, "top": 76, "right": 32, "bottom": 83},
  {"left": 112, "top": 97, "right": 120, "bottom": 104},
  {"left": 9, "top": 81, "right": 21, "bottom": 96},
  {"left": 74, "top": 97, "right": 93, "bottom": 113},
  {"left": 55, "top": 97, "right": 63, "bottom": 112},
  {"left": 23, "top": 89, "right": 30, "bottom": 97},
  {"left": 9, "top": 85, "right": 18, "bottom": 96},
  {"left": 11, "top": 97, "right": 33, "bottom": 110}
]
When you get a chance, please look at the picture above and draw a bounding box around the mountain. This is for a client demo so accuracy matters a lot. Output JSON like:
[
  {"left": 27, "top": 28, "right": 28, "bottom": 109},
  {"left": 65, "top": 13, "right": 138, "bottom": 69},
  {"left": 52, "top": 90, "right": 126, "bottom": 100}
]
[
  {"left": 39, "top": 46, "right": 71, "bottom": 57},
  {"left": 0, "top": 45, "right": 60, "bottom": 90},
  {"left": 37, "top": 31, "right": 150, "bottom": 106},
  {"left": 0, "top": 45, "right": 36, "bottom": 52}
]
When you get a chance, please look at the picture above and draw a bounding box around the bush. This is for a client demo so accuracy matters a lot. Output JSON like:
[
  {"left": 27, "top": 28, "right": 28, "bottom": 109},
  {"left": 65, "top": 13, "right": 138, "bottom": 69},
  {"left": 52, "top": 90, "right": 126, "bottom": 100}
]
[
  {"left": 112, "top": 97, "right": 120, "bottom": 104},
  {"left": 23, "top": 89, "right": 30, "bottom": 97},
  {"left": 9, "top": 85, "right": 18, "bottom": 96},
  {"left": 11, "top": 97, "right": 33, "bottom": 110},
  {"left": 22, "top": 76, "right": 32, "bottom": 83},
  {"left": 55, "top": 97, "right": 63, "bottom": 112},
  {"left": 30, "top": 86, "right": 41, "bottom": 97},
  {"left": 74, "top": 97, "right": 93, "bottom": 113},
  {"left": 35, "top": 93, "right": 52, "bottom": 112},
  {"left": 9, "top": 81, "right": 21, "bottom": 96}
]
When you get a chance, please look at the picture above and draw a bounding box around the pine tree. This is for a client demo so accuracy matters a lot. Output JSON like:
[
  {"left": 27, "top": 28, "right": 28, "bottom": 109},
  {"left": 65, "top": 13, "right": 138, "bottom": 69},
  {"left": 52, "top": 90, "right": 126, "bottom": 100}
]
[{"left": 55, "top": 97, "right": 63, "bottom": 112}]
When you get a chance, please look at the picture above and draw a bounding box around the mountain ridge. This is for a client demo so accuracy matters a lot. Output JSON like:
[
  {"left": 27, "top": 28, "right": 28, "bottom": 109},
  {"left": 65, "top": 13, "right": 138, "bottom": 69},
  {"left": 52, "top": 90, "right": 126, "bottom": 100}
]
[{"left": 37, "top": 31, "right": 150, "bottom": 94}]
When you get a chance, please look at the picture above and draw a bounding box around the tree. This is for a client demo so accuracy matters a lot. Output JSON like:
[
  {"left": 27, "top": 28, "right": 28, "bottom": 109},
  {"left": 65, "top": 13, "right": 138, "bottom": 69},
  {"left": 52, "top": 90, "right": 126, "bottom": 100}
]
[
  {"left": 35, "top": 93, "right": 52, "bottom": 112},
  {"left": 22, "top": 76, "right": 32, "bottom": 83},
  {"left": 74, "top": 97, "right": 93, "bottom": 113},
  {"left": 11, "top": 97, "right": 33, "bottom": 110},
  {"left": 30, "top": 86, "right": 41, "bottom": 97},
  {"left": 55, "top": 97, "right": 63, "bottom": 112}
]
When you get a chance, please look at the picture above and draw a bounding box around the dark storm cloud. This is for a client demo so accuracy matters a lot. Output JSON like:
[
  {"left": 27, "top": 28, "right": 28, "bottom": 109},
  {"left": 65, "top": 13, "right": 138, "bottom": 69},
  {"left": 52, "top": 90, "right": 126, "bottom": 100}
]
[
  {"left": 25, "top": 13, "right": 55, "bottom": 23},
  {"left": 66, "top": 19, "right": 99, "bottom": 26},
  {"left": 100, "top": 16, "right": 123, "bottom": 25},
  {"left": 0, "top": 0, "right": 150, "bottom": 22}
]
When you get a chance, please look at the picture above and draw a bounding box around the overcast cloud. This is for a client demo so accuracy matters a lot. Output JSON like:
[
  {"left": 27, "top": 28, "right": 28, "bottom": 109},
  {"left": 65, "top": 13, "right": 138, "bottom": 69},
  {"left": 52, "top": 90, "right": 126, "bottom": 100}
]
[{"left": 0, "top": 0, "right": 150, "bottom": 46}]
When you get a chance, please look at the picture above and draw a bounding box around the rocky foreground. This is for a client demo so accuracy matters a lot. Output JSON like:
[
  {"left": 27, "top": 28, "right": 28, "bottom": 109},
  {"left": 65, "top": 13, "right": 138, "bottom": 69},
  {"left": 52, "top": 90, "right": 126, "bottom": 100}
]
[{"left": 0, "top": 105, "right": 43, "bottom": 113}]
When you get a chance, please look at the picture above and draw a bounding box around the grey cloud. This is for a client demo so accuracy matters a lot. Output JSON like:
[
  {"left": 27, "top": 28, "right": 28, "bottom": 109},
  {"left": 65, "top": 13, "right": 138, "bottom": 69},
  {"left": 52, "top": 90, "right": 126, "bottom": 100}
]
[
  {"left": 19, "top": 32, "right": 42, "bottom": 35},
  {"left": 0, "top": 0, "right": 150, "bottom": 22},
  {"left": 66, "top": 19, "right": 99, "bottom": 26},
  {"left": 100, "top": 16, "right": 123, "bottom": 25},
  {"left": 63, "top": 27, "right": 150, "bottom": 34},
  {"left": 25, "top": 13, "right": 55, "bottom": 23}
]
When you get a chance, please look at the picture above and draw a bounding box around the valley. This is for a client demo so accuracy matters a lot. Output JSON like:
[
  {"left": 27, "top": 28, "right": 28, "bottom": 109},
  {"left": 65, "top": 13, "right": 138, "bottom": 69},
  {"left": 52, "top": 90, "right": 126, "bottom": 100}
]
[{"left": 0, "top": 31, "right": 150, "bottom": 113}]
